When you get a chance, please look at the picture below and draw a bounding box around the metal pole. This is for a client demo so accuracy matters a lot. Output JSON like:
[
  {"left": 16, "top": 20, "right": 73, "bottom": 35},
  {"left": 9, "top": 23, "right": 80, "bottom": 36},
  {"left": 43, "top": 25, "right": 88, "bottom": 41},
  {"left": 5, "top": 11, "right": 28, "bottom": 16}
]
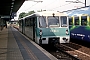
[
  {"left": 66, "top": 0, "right": 86, "bottom": 7},
  {"left": 85, "top": 0, "right": 86, "bottom": 7}
]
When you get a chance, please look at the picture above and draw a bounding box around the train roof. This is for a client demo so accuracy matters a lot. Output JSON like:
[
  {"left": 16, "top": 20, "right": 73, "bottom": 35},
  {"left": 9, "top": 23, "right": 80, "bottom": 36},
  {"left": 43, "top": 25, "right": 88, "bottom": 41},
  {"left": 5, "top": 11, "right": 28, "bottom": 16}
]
[
  {"left": 23, "top": 11, "right": 67, "bottom": 19},
  {"left": 62, "top": 6, "right": 90, "bottom": 16},
  {"left": 34, "top": 11, "right": 67, "bottom": 16}
]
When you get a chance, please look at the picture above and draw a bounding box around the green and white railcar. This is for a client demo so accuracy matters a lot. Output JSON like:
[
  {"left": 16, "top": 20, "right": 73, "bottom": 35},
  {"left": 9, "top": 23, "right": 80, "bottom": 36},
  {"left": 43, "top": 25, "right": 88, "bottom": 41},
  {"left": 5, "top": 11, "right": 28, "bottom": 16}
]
[{"left": 19, "top": 11, "right": 70, "bottom": 44}]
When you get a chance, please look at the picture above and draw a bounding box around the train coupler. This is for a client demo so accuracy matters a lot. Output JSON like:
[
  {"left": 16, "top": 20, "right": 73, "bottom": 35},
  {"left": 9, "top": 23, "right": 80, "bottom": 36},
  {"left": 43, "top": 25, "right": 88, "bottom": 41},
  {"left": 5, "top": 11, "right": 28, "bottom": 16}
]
[{"left": 49, "top": 37, "right": 60, "bottom": 46}]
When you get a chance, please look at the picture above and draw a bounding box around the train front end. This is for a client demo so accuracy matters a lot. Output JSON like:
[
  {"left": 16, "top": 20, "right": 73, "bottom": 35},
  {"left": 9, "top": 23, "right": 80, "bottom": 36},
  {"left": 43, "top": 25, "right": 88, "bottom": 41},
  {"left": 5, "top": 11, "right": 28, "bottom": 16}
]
[{"left": 35, "top": 12, "right": 70, "bottom": 44}]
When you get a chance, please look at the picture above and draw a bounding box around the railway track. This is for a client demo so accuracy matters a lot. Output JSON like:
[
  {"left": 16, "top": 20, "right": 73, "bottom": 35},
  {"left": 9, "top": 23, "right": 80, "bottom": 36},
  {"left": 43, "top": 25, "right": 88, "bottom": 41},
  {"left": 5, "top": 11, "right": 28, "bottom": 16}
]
[
  {"left": 42, "top": 44, "right": 80, "bottom": 60},
  {"left": 42, "top": 41, "right": 90, "bottom": 60},
  {"left": 58, "top": 42, "right": 90, "bottom": 60}
]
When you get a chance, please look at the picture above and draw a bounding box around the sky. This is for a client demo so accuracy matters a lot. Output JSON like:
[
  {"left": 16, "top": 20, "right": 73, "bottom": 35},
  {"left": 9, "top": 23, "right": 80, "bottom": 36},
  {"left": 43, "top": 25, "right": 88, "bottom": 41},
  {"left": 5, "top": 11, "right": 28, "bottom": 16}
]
[{"left": 14, "top": 0, "right": 90, "bottom": 20}]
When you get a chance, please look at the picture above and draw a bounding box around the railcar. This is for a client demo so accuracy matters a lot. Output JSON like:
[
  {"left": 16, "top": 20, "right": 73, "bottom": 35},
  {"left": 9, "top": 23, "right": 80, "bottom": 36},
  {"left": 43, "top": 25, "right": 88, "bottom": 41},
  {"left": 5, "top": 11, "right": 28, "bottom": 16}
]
[
  {"left": 65, "top": 6, "right": 90, "bottom": 42},
  {"left": 19, "top": 11, "right": 70, "bottom": 45}
]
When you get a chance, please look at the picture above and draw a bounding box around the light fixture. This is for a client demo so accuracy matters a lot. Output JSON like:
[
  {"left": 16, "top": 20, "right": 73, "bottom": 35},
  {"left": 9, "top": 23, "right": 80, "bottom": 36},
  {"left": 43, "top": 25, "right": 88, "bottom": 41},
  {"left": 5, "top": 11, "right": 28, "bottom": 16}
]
[
  {"left": 11, "top": 8, "right": 13, "bottom": 10},
  {"left": 12, "top": 2, "right": 14, "bottom": 5},
  {"left": 11, "top": 5, "right": 13, "bottom": 8}
]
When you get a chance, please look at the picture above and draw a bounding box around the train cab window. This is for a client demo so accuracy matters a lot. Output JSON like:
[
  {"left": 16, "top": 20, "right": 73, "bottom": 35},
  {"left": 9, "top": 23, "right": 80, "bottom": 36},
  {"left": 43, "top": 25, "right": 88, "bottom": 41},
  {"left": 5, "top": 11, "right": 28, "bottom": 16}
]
[
  {"left": 61, "top": 16, "right": 67, "bottom": 27},
  {"left": 39, "top": 16, "right": 47, "bottom": 28},
  {"left": 81, "top": 16, "right": 87, "bottom": 26},
  {"left": 74, "top": 16, "right": 79, "bottom": 25},
  {"left": 47, "top": 16, "right": 59, "bottom": 27},
  {"left": 69, "top": 17, "right": 73, "bottom": 25}
]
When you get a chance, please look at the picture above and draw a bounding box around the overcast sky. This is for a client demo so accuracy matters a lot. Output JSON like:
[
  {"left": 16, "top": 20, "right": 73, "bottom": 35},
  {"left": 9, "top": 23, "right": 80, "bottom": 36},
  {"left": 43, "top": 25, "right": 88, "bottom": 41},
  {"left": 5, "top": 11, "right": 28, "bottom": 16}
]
[{"left": 14, "top": 0, "right": 90, "bottom": 19}]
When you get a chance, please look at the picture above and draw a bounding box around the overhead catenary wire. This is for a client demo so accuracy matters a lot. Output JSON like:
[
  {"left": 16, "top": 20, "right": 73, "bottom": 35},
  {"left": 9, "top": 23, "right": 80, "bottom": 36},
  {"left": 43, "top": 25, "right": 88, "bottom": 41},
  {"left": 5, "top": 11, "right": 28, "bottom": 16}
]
[
  {"left": 41, "top": 0, "right": 58, "bottom": 10},
  {"left": 19, "top": 0, "right": 73, "bottom": 13},
  {"left": 49, "top": 2, "right": 72, "bottom": 10},
  {"left": 18, "top": 1, "right": 43, "bottom": 13},
  {"left": 24, "top": 2, "right": 39, "bottom": 12}
]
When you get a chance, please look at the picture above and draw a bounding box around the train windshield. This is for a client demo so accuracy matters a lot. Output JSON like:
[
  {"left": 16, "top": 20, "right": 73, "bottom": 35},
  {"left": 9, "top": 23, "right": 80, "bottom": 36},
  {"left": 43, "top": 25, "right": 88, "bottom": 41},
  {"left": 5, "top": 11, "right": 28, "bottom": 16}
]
[
  {"left": 47, "top": 16, "right": 59, "bottom": 27},
  {"left": 61, "top": 16, "right": 67, "bottom": 27},
  {"left": 39, "top": 16, "right": 47, "bottom": 28}
]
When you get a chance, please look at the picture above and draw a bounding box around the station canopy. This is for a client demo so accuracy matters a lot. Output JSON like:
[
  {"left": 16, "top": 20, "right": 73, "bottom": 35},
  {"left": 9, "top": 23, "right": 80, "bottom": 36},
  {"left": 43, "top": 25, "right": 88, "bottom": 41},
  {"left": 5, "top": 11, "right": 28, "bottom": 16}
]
[{"left": 0, "top": 0, "right": 25, "bottom": 20}]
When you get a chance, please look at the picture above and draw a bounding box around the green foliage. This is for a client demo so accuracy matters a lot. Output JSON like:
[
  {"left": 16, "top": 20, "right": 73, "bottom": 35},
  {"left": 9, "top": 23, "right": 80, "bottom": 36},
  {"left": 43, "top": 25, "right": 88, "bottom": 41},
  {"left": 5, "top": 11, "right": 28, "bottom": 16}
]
[
  {"left": 18, "top": 11, "right": 35, "bottom": 19},
  {"left": 19, "top": 12, "right": 26, "bottom": 19},
  {"left": 26, "top": 11, "right": 35, "bottom": 16}
]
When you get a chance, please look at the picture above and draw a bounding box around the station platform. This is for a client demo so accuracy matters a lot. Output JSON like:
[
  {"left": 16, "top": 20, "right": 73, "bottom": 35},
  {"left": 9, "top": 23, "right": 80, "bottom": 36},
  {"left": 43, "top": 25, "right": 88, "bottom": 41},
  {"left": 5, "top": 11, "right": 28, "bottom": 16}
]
[{"left": 0, "top": 26, "right": 57, "bottom": 60}]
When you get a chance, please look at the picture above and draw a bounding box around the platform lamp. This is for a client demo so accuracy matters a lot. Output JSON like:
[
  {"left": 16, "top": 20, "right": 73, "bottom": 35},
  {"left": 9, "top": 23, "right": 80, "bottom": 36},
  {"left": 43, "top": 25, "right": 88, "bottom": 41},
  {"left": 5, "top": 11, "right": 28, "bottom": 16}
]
[{"left": 66, "top": 0, "right": 86, "bottom": 7}]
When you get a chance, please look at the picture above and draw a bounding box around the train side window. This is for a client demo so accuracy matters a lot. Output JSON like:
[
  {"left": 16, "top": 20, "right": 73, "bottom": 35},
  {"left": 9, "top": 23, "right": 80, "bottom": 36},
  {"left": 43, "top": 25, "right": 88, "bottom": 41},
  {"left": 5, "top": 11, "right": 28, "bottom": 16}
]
[
  {"left": 30, "top": 18, "right": 31, "bottom": 26},
  {"left": 25, "top": 18, "right": 30, "bottom": 26},
  {"left": 81, "top": 16, "right": 87, "bottom": 26},
  {"left": 69, "top": 17, "right": 73, "bottom": 25},
  {"left": 74, "top": 16, "right": 79, "bottom": 25},
  {"left": 19, "top": 20, "right": 23, "bottom": 26},
  {"left": 30, "top": 18, "right": 33, "bottom": 26}
]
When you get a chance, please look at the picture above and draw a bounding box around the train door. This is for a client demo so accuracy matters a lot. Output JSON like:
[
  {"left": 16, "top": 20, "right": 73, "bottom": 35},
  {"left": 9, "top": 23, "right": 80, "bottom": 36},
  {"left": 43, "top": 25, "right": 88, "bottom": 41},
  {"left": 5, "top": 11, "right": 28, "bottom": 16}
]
[
  {"left": 22, "top": 19, "right": 25, "bottom": 34},
  {"left": 33, "top": 17, "right": 37, "bottom": 42},
  {"left": 69, "top": 16, "right": 74, "bottom": 30}
]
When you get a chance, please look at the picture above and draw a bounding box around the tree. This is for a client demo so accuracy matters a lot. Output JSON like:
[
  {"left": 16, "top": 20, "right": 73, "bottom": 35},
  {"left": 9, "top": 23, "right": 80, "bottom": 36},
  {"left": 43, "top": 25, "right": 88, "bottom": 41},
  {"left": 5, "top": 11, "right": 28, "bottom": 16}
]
[
  {"left": 18, "top": 11, "right": 35, "bottom": 19},
  {"left": 26, "top": 11, "right": 35, "bottom": 16},
  {"left": 19, "top": 12, "right": 26, "bottom": 19}
]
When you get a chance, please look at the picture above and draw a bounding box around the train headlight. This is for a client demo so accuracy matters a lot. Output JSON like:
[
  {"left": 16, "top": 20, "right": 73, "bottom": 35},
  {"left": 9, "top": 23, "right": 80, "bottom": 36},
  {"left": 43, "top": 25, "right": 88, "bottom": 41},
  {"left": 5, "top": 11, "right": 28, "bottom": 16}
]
[
  {"left": 40, "top": 30, "right": 42, "bottom": 36},
  {"left": 66, "top": 29, "right": 69, "bottom": 35},
  {"left": 39, "top": 30, "right": 42, "bottom": 44}
]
